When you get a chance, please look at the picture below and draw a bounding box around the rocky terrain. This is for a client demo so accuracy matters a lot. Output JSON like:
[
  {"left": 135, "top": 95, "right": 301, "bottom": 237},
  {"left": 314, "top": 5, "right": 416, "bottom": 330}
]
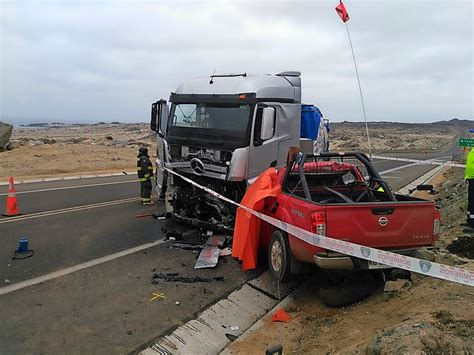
[
  {"left": 226, "top": 167, "right": 474, "bottom": 354},
  {"left": 0, "top": 123, "right": 156, "bottom": 181},
  {"left": 0, "top": 119, "right": 468, "bottom": 181},
  {"left": 330, "top": 121, "right": 457, "bottom": 153}
]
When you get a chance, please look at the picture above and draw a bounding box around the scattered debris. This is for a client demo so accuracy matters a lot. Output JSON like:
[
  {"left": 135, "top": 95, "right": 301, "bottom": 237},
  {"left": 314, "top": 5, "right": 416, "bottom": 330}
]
[
  {"left": 152, "top": 212, "right": 166, "bottom": 220},
  {"left": 135, "top": 213, "right": 152, "bottom": 218},
  {"left": 165, "top": 231, "right": 183, "bottom": 241},
  {"left": 152, "top": 273, "right": 224, "bottom": 283},
  {"left": 225, "top": 333, "right": 238, "bottom": 341},
  {"left": 271, "top": 308, "right": 292, "bottom": 323},
  {"left": 206, "top": 235, "right": 226, "bottom": 247},
  {"left": 171, "top": 242, "right": 204, "bottom": 250},
  {"left": 194, "top": 246, "right": 220, "bottom": 269},
  {"left": 219, "top": 247, "right": 232, "bottom": 257}
]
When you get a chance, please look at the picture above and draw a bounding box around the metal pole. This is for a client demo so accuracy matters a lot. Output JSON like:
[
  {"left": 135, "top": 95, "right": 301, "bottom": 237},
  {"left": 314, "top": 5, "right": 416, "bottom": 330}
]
[{"left": 345, "top": 22, "right": 372, "bottom": 157}]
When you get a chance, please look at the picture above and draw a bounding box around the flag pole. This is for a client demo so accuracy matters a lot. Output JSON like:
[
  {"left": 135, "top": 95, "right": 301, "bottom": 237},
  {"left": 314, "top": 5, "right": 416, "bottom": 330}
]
[{"left": 343, "top": 13, "right": 372, "bottom": 157}]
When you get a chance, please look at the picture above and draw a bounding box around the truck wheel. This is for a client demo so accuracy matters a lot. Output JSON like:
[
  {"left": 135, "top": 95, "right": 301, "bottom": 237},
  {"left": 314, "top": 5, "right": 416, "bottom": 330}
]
[
  {"left": 268, "top": 230, "right": 291, "bottom": 282},
  {"left": 318, "top": 271, "right": 378, "bottom": 308}
]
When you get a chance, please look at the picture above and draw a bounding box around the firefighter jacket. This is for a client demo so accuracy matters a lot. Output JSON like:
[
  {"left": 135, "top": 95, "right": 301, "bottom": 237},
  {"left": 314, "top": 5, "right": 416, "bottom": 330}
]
[
  {"left": 137, "top": 154, "right": 154, "bottom": 182},
  {"left": 466, "top": 148, "right": 474, "bottom": 180}
]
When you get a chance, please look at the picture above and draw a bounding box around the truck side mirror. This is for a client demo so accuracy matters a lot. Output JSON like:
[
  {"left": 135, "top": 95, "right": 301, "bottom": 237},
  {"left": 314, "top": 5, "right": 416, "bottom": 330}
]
[
  {"left": 260, "top": 107, "right": 275, "bottom": 141},
  {"left": 150, "top": 100, "right": 167, "bottom": 135}
]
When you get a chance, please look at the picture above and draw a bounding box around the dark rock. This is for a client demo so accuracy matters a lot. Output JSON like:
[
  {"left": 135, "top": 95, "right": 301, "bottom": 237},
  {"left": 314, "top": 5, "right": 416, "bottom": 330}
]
[
  {"left": 447, "top": 236, "right": 474, "bottom": 259},
  {"left": 0, "top": 122, "right": 13, "bottom": 148}
]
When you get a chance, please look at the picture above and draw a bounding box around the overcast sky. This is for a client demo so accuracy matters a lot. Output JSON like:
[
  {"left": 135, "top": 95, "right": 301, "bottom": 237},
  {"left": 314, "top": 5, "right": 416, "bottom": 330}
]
[{"left": 0, "top": 0, "right": 472, "bottom": 124}]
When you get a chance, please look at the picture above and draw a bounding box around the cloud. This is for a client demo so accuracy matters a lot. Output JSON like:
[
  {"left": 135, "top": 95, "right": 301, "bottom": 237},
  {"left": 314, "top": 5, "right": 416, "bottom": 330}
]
[{"left": 0, "top": 0, "right": 472, "bottom": 124}]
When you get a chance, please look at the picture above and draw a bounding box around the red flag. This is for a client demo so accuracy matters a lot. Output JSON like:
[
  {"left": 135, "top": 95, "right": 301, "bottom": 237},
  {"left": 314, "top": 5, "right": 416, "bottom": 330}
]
[{"left": 335, "top": 1, "right": 350, "bottom": 23}]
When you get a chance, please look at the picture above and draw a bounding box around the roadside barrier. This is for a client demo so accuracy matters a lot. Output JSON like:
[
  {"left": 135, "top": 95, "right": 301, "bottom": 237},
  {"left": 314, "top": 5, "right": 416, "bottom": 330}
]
[
  {"left": 163, "top": 166, "right": 473, "bottom": 287},
  {"left": 372, "top": 155, "right": 466, "bottom": 169}
]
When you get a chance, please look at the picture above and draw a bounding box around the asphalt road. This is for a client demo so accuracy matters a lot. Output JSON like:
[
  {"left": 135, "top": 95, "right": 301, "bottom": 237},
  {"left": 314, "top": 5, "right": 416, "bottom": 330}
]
[{"left": 0, "top": 138, "right": 464, "bottom": 354}]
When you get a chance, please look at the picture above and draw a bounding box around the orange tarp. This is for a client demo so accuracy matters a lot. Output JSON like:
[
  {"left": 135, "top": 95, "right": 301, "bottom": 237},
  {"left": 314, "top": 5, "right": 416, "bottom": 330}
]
[{"left": 232, "top": 168, "right": 281, "bottom": 271}]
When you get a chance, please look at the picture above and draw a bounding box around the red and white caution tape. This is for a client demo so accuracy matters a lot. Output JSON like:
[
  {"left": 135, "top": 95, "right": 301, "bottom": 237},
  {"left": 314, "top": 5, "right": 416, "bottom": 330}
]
[
  {"left": 372, "top": 155, "right": 466, "bottom": 169},
  {"left": 164, "top": 167, "right": 473, "bottom": 287}
]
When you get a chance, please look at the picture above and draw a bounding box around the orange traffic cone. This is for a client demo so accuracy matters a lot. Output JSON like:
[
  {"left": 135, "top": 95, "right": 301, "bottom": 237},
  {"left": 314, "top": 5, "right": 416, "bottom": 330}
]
[{"left": 3, "top": 177, "right": 21, "bottom": 217}]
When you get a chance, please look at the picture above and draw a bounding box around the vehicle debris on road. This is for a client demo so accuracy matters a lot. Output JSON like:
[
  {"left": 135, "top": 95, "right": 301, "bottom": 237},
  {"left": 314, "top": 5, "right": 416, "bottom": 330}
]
[
  {"left": 151, "top": 272, "right": 224, "bottom": 284},
  {"left": 271, "top": 308, "right": 292, "bottom": 323},
  {"left": 194, "top": 246, "right": 220, "bottom": 269}
]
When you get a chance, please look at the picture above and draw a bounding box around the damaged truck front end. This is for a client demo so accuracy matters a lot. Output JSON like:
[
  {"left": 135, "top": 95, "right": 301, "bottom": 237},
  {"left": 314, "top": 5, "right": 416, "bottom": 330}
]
[
  {"left": 168, "top": 146, "right": 249, "bottom": 233},
  {"left": 150, "top": 72, "right": 304, "bottom": 232},
  {"left": 158, "top": 93, "right": 257, "bottom": 232}
]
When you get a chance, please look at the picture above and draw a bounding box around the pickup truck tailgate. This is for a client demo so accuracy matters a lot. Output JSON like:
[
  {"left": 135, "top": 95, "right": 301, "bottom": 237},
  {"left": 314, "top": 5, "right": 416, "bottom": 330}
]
[{"left": 325, "top": 203, "right": 435, "bottom": 248}]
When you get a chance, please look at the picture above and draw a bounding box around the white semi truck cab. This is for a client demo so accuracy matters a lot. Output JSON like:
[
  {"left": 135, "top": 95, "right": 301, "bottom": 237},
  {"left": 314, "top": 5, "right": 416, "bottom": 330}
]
[{"left": 150, "top": 71, "right": 328, "bottom": 231}]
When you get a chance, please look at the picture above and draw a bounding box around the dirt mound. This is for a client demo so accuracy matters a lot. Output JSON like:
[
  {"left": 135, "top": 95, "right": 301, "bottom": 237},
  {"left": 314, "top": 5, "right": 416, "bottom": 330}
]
[
  {"left": 447, "top": 236, "right": 474, "bottom": 259},
  {"left": 367, "top": 318, "right": 474, "bottom": 354}
]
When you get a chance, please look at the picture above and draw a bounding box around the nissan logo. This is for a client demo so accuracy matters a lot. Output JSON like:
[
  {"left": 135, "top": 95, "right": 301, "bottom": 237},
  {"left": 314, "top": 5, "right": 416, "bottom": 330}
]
[
  {"left": 190, "top": 158, "right": 205, "bottom": 175},
  {"left": 378, "top": 217, "right": 389, "bottom": 227}
]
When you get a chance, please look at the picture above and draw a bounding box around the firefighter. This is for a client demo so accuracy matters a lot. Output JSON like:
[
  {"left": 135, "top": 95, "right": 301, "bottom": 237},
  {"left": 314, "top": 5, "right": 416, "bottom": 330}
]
[
  {"left": 464, "top": 147, "right": 474, "bottom": 228},
  {"left": 137, "top": 146, "right": 155, "bottom": 205}
]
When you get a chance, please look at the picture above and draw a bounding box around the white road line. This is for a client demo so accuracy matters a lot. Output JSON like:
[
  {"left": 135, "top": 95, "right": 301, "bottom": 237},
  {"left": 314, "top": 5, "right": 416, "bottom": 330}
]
[
  {"left": 0, "top": 179, "right": 136, "bottom": 196},
  {"left": 0, "top": 239, "right": 167, "bottom": 296},
  {"left": 0, "top": 197, "right": 140, "bottom": 224},
  {"left": 0, "top": 171, "right": 137, "bottom": 186}
]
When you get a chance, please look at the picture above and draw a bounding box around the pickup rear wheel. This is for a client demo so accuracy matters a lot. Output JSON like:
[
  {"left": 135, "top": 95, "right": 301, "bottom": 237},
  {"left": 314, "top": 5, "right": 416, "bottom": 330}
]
[
  {"left": 319, "top": 271, "right": 379, "bottom": 307},
  {"left": 268, "top": 230, "right": 291, "bottom": 282}
]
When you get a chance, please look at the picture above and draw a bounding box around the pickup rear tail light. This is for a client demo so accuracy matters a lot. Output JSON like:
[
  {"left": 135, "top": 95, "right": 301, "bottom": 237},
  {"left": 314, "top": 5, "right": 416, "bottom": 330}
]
[
  {"left": 311, "top": 212, "right": 326, "bottom": 237},
  {"left": 433, "top": 209, "right": 441, "bottom": 240}
]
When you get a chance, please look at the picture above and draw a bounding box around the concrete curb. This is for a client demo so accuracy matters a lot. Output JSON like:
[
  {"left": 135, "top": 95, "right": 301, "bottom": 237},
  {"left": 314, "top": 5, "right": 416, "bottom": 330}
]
[
  {"left": 140, "top": 271, "right": 299, "bottom": 355},
  {"left": 0, "top": 171, "right": 137, "bottom": 185},
  {"left": 220, "top": 284, "right": 300, "bottom": 355}
]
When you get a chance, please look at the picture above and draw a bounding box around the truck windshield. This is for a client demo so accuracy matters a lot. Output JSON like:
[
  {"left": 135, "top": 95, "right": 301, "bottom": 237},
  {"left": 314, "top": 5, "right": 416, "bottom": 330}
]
[{"left": 170, "top": 103, "right": 251, "bottom": 133}]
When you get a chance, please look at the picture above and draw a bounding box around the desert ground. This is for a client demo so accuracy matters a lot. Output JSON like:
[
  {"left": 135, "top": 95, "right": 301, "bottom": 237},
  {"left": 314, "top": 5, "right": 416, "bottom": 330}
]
[{"left": 0, "top": 120, "right": 462, "bottom": 181}]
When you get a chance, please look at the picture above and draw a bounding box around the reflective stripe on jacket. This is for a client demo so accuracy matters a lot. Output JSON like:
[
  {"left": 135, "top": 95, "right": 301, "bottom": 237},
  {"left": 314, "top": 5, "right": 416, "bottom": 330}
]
[
  {"left": 137, "top": 155, "right": 154, "bottom": 182},
  {"left": 466, "top": 149, "right": 474, "bottom": 180}
]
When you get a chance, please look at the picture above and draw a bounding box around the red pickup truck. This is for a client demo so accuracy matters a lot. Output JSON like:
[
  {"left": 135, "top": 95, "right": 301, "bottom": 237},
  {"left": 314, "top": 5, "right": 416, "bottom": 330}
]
[{"left": 264, "top": 152, "right": 440, "bottom": 305}]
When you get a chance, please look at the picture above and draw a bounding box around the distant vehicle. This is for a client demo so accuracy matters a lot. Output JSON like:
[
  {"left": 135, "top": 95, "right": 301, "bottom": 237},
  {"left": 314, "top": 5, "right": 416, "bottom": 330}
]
[
  {"left": 150, "top": 71, "right": 329, "bottom": 230},
  {"left": 263, "top": 152, "right": 440, "bottom": 306}
]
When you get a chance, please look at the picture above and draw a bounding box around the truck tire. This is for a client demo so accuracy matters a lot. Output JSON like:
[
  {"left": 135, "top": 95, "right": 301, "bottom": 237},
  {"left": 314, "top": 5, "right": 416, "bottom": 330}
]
[
  {"left": 268, "top": 230, "right": 292, "bottom": 282},
  {"left": 319, "top": 271, "right": 378, "bottom": 308}
]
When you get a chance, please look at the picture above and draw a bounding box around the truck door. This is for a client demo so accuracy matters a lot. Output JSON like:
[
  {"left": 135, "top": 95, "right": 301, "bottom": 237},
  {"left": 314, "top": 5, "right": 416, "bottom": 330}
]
[
  {"left": 151, "top": 100, "right": 169, "bottom": 195},
  {"left": 248, "top": 105, "right": 280, "bottom": 178}
]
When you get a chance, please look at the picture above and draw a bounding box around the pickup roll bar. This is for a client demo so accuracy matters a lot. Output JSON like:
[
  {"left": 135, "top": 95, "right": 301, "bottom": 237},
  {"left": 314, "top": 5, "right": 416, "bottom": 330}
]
[{"left": 287, "top": 152, "right": 397, "bottom": 202}]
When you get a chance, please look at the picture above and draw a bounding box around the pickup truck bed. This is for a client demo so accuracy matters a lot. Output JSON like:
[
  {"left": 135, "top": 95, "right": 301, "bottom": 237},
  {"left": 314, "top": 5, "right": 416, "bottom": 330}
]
[{"left": 264, "top": 152, "right": 440, "bottom": 278}]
